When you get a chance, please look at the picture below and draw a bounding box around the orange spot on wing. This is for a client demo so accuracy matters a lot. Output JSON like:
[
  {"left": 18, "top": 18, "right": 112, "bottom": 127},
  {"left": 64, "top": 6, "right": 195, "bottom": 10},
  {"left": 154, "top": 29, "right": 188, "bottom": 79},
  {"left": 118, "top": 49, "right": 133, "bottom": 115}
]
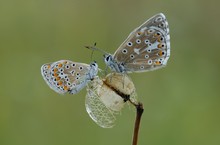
[
  {"left": 158, "top": 50, "right": 164, "bottom": 56},
  {"left": 157, "top": 37, "right": 162, "bottom": 42},
  {"left": 157, "top": 43, "right": 164, "bottom": 48},
  {"left": 63, "top": 85, "right": 68, "bottom": 91},
  {"left": 56, "top": 77, "right": 61, "bottom": 81},
  {"left": 58, "top": 81, "right": 63, "bottom": 86},
  {"left": 155, "top": 61, "right": 161, "bottom": 65},
  {"left": 154, "top": 32, "right": 161, "bottom": 37},
  {"left": 54, "top": 73, "right": 58, "bottom": 77},
  {"left": 58, "top": 63, "right": 62, "bottom": 68},
  {"left": 137, "top": 32, "right": 142, "bottom": 35}
]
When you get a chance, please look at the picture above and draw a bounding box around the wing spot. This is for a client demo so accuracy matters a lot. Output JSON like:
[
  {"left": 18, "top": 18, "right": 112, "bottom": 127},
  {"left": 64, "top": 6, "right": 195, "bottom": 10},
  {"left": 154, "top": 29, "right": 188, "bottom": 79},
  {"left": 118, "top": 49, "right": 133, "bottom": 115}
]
[
  {"left": 137, "top": 32, "right": 142, "bottom": 36},
  {"left": 155, "top": 61, "right": 162, "bottom": 65},
  {"left": 145, "top": 54, "right": 149, "bottom": 59},
  {"left": 157, "top": 43, "right": 166, "bottom": 49},
  {"left": 122, "top": 49, "right": 128, "bottom": 54},
  {"left": 145, "top": 39, "right": 150, "bottom": 44},
  {"left": 159, "top": 22, "right": 165, "bottom": 28},
  {"left": 130, "top": 54, "right": 135, "bottom": 59},
  {"left": 65, "top": 65, "right": 70, "bottom": 69},
  {"left": 148, "top": 59, "right": 153, "bottom": 65},
  {"left": 154, "top": 32, "right": 162, "bottom": 37},
  {"left": 136, "top": 39, "right": 141, "bottom": 44},
  {"left": 71, "top": 70, "right": 75, "bottom": 75},
  {"left": 147, "top": 29, "right": 155, "bottom": 34},
  {"left": 127, "top": 42, "right": 133, "bottom": 47},
  {"left": 157, "top": 37, "right": 164, "bottom": 42},
  {"left": 158, "top": 50, "right": 165, "bottom": 56},
  {"left": 155, "top": 16, "right": 163, "bottom": 22},
  {"left": 72, "top": 63, "right": 76, "bottom": 67}
]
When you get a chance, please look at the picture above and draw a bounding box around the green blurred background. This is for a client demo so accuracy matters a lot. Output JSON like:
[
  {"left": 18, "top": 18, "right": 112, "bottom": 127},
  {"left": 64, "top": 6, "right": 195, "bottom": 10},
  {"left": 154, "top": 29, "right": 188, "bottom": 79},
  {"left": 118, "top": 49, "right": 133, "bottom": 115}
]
[{"left": 0, "top": 0, "right": 219, "bottom": 145}]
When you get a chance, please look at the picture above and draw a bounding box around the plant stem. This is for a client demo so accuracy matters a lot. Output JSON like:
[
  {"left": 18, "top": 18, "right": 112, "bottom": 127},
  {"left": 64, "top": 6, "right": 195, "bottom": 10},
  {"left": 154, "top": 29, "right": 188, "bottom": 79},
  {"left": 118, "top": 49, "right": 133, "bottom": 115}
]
[{"left": 131, "top": 102, "right": 144, "bottom": 145}]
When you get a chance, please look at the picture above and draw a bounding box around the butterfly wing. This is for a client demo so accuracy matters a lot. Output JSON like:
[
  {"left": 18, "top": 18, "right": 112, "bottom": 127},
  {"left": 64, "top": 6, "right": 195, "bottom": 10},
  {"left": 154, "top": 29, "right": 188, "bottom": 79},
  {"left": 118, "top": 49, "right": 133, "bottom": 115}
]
[
  {"left": 113, "top": 13, "right": 170, "bottom": 72},
  {"left": 85, "top": 76, "right": 124, "bottom": 128},
  {"left": 41, "top": 60, "right": 91, "bottom": 94}
]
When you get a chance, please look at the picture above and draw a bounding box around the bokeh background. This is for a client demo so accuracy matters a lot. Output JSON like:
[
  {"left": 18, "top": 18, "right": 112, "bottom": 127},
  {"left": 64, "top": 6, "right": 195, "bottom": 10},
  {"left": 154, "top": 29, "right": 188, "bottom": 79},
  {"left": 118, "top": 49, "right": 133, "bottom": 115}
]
[{"left": 0, "top": 0, "right": 219, "bottom": 145}]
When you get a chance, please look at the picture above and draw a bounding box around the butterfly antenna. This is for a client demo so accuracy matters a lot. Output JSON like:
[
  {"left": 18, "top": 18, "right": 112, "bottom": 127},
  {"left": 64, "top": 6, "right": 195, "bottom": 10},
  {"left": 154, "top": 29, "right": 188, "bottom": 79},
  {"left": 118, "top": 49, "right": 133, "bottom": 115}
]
[
  {"left": 85, "top": 43, "right": 108, "bottom": 55},
  {"left": 98, "top": 68, "right": 106, "bottom": 77},
  {"left": 90, "top": 49, "right": 95, "bottom": 61}
]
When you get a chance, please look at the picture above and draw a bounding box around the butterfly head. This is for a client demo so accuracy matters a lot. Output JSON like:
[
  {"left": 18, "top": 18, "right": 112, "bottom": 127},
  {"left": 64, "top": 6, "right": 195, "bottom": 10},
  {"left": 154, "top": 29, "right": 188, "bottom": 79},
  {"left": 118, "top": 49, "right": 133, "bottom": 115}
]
[
  {"left": 104, "top": 54, "right": 126, "bottom": 73},
  {"left": 104, "top": 54, "right": 113, "bottom": 65},
  {"left": 104, "top": 54, "right": 116, "bottom": 71},
  {"left": 88, "top": 61, "right": 98, "bottom": 79}
]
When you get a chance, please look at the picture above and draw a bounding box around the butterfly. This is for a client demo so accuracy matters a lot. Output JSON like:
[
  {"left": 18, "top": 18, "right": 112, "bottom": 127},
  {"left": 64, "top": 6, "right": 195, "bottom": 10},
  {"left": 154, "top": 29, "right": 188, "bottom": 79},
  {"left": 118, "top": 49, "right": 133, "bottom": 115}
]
[
  {"left": 41, "top": 60, "right": 137, "bottom": 128},
  {"left": 88, "top": 13, "right": 170, "bottom": 73},
  {"left": 41, "top": 60, "right": 98, "bottom": 94}
]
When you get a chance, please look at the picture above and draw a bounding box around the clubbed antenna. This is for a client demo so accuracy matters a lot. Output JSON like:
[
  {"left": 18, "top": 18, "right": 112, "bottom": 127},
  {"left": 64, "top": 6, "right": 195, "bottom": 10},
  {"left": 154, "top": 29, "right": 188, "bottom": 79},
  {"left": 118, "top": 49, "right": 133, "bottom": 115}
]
[{"left": 85, "top": 42, "right": 108, "bottom": 55}]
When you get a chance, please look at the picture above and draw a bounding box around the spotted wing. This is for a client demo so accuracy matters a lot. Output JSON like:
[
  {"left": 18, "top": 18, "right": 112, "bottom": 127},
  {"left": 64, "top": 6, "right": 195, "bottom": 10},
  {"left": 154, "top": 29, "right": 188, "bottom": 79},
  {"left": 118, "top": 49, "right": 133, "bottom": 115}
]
[
  {"left": 41, "top": 60, "right": 90, "bottom": 94},
  {"left": 113, "top": 13, "right": 170, "bottom": 72},
  {"left": 85, "top": 77, "right": 120, "bottom": 128}
]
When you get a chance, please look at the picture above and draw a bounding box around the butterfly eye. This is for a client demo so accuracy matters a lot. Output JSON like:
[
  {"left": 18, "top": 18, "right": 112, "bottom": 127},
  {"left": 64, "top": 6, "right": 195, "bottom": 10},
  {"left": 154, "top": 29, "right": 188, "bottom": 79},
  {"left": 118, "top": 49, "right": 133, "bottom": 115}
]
[
  {"left": 105, "top": 56, "right": 109, "bottom": 61},
  {"left": 91, "top": 62, "right": 98, "bottom": 69},
  {"left": 105, "top": 55, "right": 112, "bottom": 62}
]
